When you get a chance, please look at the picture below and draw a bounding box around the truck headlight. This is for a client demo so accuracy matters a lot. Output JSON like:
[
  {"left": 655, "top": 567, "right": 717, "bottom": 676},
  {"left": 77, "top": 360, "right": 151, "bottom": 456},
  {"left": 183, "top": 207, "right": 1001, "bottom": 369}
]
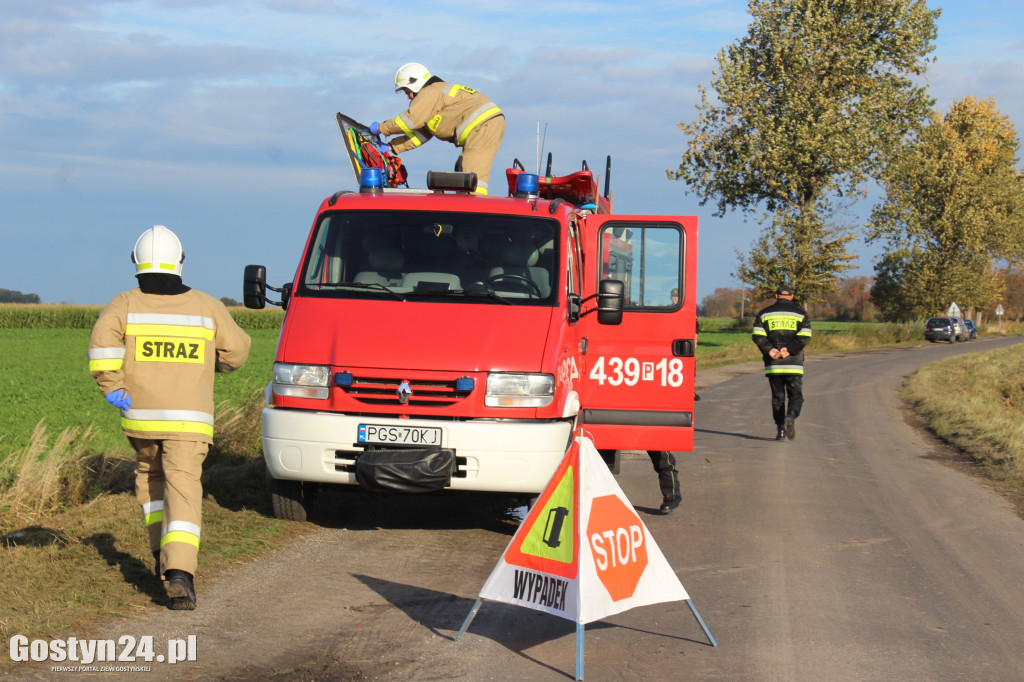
[
  {"left": 485, "top": 372, "right": 555, "bottom": 407},
  {"left": 273, "top": 363, "right": 330, "bottom": 399}
]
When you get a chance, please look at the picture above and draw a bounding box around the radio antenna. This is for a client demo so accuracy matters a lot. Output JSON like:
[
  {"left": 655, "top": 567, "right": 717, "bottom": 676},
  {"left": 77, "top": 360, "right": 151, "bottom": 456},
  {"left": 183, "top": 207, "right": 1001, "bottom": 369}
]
[{"left": 536, "top": 122, "right": 548, "bottom": 175}]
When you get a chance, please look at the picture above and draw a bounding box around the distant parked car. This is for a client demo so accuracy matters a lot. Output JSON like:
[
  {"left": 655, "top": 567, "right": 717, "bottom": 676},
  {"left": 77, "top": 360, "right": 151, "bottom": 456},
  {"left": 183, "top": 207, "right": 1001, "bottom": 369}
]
[
  {"left": 924, "top": 317, "right": 965, "bottom": 343},
  {"left": 963, "top": 319, "right": 978, "bottom": 340}
]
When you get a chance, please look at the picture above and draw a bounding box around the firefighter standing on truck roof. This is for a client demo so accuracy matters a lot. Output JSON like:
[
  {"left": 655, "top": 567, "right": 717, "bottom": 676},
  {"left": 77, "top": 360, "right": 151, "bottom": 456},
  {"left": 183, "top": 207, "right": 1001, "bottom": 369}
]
[
  {"left": 88, "top": 225, "right": 251, "bottom": 610},
  {"left": 370, "top": 62, "right": 505, "bottom": 195},
  {"left": 751, "top": 284, "right": 812, "bottom": 441}
]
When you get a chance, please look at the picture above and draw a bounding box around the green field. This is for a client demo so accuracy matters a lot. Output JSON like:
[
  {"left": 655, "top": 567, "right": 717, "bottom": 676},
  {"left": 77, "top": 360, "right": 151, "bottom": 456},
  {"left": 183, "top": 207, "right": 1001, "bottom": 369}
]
[{"left": 0, "top": 329, "right": 281, "bottom": 459}]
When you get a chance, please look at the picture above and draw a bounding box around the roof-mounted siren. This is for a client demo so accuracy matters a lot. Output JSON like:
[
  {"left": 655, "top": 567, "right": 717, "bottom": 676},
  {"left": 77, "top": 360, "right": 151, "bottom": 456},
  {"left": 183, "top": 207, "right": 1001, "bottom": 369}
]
[
  {"left": 426, "top": 171, "right": 478, "bottom": 193},
  {"left": 514, "top": 172, "right": 540, "bottom": 199},
  {"left": 359, "top": 167, "right": 384, "bottom": 194}
]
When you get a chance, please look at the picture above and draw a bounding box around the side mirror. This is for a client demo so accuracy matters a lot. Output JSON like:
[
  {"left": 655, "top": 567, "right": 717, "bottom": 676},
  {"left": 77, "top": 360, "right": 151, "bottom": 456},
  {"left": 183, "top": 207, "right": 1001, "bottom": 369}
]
[
  {"left": 243, "top": 265, "right": 267, "bottom": 309},
  {"left": 596, "top": 279, "right": 624, "bottom": 325}
]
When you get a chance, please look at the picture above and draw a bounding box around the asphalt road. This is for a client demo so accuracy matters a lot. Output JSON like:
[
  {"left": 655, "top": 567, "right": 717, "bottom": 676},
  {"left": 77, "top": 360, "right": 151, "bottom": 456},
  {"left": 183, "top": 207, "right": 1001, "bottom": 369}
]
[{"left": 15, "top": 336, "right": 1024, "bottom": 681}]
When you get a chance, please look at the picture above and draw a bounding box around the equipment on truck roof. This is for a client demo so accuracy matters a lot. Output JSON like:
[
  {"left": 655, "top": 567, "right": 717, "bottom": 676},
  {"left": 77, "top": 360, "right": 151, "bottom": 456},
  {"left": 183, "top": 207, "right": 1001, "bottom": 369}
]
[{"left": 336, "top": 112, "right": 409, "bottom": 189}]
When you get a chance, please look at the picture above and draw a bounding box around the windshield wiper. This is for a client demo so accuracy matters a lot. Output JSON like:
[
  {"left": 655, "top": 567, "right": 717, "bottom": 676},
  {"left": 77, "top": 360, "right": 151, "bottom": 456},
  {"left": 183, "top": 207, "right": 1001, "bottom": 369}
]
[
  {"left": 314, "top": 282, "right": 405, "bottom": 301},
  {"left": 403, "top": 287, "right": 513, "bottom": 304}
]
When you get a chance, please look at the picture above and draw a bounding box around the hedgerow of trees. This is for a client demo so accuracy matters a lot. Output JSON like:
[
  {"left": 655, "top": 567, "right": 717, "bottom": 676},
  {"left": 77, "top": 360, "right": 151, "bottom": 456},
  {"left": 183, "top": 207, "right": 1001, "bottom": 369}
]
[
  {"left": 700, "top": 276, "right": 878, "bottom": 321},
  {"left": 0, "top": 288, "right": 41, "bottom": 303}
]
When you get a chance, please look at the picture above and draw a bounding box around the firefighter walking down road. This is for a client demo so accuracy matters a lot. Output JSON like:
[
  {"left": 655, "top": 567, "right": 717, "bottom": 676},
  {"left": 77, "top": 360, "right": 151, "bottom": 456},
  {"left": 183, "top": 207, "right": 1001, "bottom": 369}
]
[
  {"left": 370, "top": 62, "right": 505, "bottom": 195},
  {"left": 752, "top": 284, "right": 812, "bottom": 441},
  {"left": 88, "top": 225, "right": 251, "bottom": 610}
]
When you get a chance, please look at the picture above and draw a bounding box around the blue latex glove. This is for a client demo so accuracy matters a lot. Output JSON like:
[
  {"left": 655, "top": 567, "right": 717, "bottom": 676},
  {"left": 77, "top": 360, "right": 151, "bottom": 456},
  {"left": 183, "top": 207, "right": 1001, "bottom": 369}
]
[
  {"left": 375, "top": 141, "right": 390, "bottom": 154},
  {"left": 368, "top": 121, "right": 380, "bottom": 136},
  {"left": 105, "top": 389, "right": 132, "bottom": 410}
]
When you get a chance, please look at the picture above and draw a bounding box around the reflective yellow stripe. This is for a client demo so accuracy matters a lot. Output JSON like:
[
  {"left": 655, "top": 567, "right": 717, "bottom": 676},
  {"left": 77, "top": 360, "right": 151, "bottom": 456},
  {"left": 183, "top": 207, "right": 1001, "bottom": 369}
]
[
  {"left": 457, "top": 106, "right": 501, "bottom": 145},
  {"left": 137, "top": 262, "right": 176, "bottom": 271},
  {"left": 766, "top": 367, "right": 804, "bottom": 375},
  {"left": 121, "top": 418, "right": 215, "bottom": 438},
  {"left": 144, "top": 511, "right": 163, "bottom": 527},
  {"left": 126, "top": 323, "right": 215, "bottom": 340},
  {"left": 89, "top": 358, "right": 124, "bottom": 371},
  {"left": 395, "top": 114, "right": 417, "bottom": 137},
  {"left": 161, "top": 531, "right": 200, "bottom": 549}
]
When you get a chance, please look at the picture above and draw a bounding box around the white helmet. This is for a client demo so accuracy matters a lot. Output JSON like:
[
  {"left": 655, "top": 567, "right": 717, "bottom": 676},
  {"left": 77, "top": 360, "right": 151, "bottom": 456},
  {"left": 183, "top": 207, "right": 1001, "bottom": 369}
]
[
  {"left": 131, "top": 225, "right": 184, "bottom": 276},
  {"left": 395, "top": 62, "right": 431, "bottom": 94}
]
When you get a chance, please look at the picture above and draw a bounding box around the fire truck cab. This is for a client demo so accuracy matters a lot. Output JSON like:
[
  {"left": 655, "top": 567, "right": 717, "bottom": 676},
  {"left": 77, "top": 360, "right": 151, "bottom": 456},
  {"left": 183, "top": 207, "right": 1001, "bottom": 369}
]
[{"left": 244, "top": 160, "right": 698, "bottom": 521}]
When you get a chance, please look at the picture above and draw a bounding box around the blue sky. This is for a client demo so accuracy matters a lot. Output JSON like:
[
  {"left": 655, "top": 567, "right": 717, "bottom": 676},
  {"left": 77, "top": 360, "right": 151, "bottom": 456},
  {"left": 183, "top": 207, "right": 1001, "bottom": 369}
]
[{"left": 2, "top": 0, "right": 1023, "bottom": 305}]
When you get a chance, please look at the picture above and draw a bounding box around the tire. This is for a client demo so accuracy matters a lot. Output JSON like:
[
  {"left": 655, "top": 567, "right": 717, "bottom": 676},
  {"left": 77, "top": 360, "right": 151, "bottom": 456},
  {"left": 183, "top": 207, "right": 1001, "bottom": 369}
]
[{"left": 270, "top": 476, "right": 309, "bottom": 522}]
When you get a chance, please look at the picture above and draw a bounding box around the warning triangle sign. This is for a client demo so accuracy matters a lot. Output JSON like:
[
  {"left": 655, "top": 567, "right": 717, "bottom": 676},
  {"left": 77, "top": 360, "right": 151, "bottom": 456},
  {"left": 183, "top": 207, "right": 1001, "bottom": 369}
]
[
  {"left": 478, "top": 434, "right": 689, "bottom": 624},
  {"left": 503, "top": 439, "right": 579, "bottom": 579}
]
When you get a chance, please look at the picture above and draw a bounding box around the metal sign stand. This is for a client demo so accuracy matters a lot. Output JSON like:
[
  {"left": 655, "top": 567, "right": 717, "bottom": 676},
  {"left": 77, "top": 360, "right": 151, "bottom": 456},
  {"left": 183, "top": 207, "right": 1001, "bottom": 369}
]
[{"left": 455, "top": 597, "right": 716, "bottom": 681}]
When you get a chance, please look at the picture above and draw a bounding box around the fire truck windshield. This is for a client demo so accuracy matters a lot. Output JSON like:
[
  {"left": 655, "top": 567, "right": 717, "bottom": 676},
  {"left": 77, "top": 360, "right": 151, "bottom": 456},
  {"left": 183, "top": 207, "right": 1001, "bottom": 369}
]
[{"left": 296, "top": 210, "right": 559, "bottom": 305}]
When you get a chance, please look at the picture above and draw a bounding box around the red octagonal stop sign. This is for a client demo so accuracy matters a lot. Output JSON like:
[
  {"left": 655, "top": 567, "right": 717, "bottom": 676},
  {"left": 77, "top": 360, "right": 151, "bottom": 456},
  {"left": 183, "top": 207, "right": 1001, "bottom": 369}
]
[{"left": 586, "top": 494, "right": 648, "bottom": 601}]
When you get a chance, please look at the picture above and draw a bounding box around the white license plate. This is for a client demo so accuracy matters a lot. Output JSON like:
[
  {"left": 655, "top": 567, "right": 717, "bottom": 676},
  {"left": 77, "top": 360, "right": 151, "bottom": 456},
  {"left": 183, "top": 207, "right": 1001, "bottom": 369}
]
[{"left": 357, "top": 424, "right": 442, "bottom": 445}]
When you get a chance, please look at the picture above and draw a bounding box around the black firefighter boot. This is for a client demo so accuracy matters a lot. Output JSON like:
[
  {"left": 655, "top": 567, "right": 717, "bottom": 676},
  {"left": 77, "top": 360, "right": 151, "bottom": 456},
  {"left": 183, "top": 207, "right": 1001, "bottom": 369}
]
[
  {"left": 659, "top": 495, "right": 682, "bottom": 515},
  {"left": 775, "top": 425, "right": 787, "bottom": 441},
  {"left": 165, "top": 570, "right": 197, "bottom": 610}
]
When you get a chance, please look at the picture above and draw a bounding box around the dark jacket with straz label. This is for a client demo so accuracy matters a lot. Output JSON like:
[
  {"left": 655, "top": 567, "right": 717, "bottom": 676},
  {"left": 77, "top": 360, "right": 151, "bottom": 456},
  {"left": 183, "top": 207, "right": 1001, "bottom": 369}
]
[{"left": 752, "top": 299, "right": 813, "bottom": 375}]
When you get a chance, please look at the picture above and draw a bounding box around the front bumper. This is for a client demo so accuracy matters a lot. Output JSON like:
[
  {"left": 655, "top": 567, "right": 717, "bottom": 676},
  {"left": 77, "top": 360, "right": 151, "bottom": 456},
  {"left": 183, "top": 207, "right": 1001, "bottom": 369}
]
[{"left": 261, "top": 407, "right": 572, "bottom": 494}]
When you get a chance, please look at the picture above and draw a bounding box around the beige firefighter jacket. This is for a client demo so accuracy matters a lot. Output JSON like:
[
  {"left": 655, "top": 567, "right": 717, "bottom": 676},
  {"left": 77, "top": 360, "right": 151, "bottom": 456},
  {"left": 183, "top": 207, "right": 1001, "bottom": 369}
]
[
  {"left": 380, "top": 81, "right": 502, "bottom": 153},
  {"left": 88, "top": 288, "right": 251, "bottom": 444}
]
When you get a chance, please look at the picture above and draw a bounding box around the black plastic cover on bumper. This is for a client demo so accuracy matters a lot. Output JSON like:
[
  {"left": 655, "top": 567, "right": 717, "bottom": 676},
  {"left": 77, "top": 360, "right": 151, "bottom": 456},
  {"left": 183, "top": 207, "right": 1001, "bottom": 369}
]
[{"left": 355, "top": 448, "right": 456, "bottom": 493}]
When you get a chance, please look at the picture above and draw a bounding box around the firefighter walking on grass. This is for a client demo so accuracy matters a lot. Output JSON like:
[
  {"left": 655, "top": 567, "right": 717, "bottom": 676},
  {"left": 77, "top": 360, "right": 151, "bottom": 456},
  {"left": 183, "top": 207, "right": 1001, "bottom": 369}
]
[
  {"left": 370, "top": 62, "right": 505, "bottom": 195},
  {"left": 752, "top": 284, "right": 812, "bottom": 441},
  {"left": 88, "top": 225, "right": 251, "bottom": 610}
]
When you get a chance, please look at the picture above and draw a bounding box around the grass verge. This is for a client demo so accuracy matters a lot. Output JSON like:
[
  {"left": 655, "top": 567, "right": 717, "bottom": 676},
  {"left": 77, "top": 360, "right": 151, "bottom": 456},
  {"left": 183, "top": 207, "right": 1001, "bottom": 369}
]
[{"left": 902, "top": 343, "right": 1024, "bottom": 487}]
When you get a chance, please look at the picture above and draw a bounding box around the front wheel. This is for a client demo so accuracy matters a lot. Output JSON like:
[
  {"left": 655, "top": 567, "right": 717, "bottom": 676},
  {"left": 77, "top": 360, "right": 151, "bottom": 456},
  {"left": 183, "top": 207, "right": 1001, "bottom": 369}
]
[{"left": 269, "top": 476, "right": 311, "bottom": 522}]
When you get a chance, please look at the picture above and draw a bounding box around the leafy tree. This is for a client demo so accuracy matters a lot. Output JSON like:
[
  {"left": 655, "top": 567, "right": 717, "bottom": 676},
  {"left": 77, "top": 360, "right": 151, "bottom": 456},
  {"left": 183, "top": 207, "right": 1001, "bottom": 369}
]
[
  {"left": 868, "top": 97, "right": 1024, "bottom": 320},
  {"left": 669, "top": 0, "right": 940, "bottom": 304}
]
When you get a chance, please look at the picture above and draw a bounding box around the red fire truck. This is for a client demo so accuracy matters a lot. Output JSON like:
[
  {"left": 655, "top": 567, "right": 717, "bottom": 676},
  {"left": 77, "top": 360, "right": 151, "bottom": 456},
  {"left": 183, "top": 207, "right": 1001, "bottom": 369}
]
[{"left": 244, "top": 156, "right": 698, "bottom": 521}]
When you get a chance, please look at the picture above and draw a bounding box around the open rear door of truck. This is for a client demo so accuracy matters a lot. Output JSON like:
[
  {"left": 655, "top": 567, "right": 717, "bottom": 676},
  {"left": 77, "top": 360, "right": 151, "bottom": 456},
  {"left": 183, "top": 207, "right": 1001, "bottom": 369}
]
[{"left": 579, "top": 215, "right": 699, "bottom": 453}]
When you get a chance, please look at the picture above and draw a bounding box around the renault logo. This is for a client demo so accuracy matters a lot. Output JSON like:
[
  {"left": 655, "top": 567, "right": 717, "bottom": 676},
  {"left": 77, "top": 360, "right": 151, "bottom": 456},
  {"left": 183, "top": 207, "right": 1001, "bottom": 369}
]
[{"left": 398, "top": 380, "right": 412, "bottom": 404}]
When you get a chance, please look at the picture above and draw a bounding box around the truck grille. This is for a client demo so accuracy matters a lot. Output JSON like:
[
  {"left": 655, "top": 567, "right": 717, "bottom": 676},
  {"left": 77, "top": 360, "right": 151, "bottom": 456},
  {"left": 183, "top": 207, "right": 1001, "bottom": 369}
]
[{"left": 336, "top": 374, "right": 471, "bottom": 407}]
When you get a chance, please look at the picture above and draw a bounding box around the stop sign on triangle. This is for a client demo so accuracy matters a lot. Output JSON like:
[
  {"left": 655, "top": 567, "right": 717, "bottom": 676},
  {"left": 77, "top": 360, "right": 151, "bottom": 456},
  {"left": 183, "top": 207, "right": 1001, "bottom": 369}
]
[{"left": 477, "top": 434, "right": 689, "bottom": 624}]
